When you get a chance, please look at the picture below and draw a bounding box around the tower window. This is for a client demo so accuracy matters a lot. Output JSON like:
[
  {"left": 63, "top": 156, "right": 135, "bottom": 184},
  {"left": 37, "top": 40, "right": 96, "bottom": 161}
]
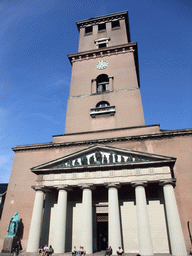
[
  {"left": 98, "top": 23, "right": 106, "bottom": 31},
  {"left": 90, "top": 101, "right": 115, "bottom": 117},
  {"left": 111, "top": 20, "right": 120, "bottom": 29},
  {"left": 94, "top": 37, "right": 110, "bottom": 49},
  {"left": 98, "top": 43, "right": 106, "bottom": 49},
  {"left": 85, "top": 26, "right": 92, "bottom": 34},
  {"left": 96, "top": 101, "right": 110, "bottom": 108},
  {"left": 96, "top": 74, "right": 109, "bottom": 93}
]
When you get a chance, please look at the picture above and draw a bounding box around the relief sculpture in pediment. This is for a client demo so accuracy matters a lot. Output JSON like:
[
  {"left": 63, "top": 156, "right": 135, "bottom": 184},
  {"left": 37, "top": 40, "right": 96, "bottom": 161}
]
[
  {"left": 31, "top": 145, "right": 176, "bottom": 174},
  {"left": 50, "top": 150, "right": 153, "bottom": 169}
]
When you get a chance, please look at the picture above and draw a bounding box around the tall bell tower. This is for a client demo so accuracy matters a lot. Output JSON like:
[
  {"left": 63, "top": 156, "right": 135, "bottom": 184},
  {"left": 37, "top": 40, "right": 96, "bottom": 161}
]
[{"left": 65, "top": 11, "right": 145, "bottom": 134}]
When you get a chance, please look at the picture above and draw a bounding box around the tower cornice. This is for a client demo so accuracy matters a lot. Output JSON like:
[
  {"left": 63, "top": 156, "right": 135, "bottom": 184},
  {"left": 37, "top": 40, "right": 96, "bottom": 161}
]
[
  {"left": 76, "top": 11, "right": 128, "bottom": 30},
  {"left": 68, "top": 42, "right": 137, "bottom": 63}
]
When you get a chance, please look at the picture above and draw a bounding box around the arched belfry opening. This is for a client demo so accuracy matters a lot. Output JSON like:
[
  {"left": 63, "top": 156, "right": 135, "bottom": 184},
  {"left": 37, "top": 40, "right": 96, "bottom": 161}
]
[
  {"left": 96, "top": 101, "right": 110, "bottom": 108},
  {"left": 96, "top": 74, "right": 109, "bottom": 93}
]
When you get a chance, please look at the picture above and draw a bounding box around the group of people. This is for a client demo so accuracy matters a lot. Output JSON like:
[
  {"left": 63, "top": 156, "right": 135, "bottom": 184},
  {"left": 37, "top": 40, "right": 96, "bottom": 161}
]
[
  {"left": 72, "top": 246, "right": 124, "bottom": 256},
  {"left": 72, "top": 246, "right": 86, "bottom": 256},
  {"left": 105, "top": 246, "right": 124, "bottom": 256},
  {"left": 105, "top": 247, "right": 143, "bottom": 256},
  {"left": 38, "top": 245, "right": 54, "bottom": 256}
]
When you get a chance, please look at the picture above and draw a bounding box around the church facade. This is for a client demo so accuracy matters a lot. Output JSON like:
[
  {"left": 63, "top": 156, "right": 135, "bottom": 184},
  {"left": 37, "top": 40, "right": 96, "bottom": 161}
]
[{"left": 0, "top": 11, "right": 192, "bottom": 256}]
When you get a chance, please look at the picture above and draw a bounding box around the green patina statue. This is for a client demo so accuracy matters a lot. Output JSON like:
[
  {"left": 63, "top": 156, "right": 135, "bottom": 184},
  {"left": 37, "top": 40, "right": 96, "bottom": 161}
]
[
  {"left": 81, "top": 155, "right": 88, "bottom": 165},
  {"left": 7, "top": 212, "right": 20, "bottom": 237}
]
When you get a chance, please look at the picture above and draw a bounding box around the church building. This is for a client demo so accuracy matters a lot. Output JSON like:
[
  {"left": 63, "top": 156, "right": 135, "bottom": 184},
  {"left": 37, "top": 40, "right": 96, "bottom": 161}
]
[{"left": 0, "top": 11, "right": 191, "bottom": 256}]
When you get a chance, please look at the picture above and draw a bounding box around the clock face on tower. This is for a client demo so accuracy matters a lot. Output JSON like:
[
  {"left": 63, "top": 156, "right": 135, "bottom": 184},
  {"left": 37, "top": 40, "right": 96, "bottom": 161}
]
[{"left": 96, "top": 60, "right": 109, "bottom": 70}]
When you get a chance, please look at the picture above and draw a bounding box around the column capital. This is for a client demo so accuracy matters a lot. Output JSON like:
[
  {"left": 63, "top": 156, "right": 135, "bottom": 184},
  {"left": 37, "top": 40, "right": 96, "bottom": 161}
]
[
  {"left": 106, "top": 183, "right": 121, "bottom": 189},
  {"left": 32, "top": 185, "right": 53, "bottom": 193},
  {"left": 159, "top": 178, "right": 176, "bottom": 187},
  {"left": 80, "top": 184, "right": 95, "bottom": 190},
  {"left": 56, "top": 185, "right": 72, "bottom": 191},
  {"left": 131, "top": 180, "right": 148, "bottom": 188},
  {"left": 32, "top": 185, "right": 45, "bottom": 192}
]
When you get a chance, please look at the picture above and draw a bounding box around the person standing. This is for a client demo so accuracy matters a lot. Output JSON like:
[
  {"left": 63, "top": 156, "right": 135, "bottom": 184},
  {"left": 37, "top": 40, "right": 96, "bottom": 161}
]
[{"left": 13, "top": 241, "right": 21, "bottom": 256}]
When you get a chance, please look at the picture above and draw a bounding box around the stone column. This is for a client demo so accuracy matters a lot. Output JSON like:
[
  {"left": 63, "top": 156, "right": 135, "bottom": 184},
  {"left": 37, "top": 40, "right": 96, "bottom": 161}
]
[
  {"left": 40, "top": 190, "right": 53, "bottom": 246},
  {"left": 27, "top": 186, "right": 45, "bottom": 252},
  {"left": 81, "top": 185, "right": 94, "bottom": 254},
  {"left": 109, "top": 76, "right": 114, "bottom": 91},
  {"left": 107, "top": 183, "right": 122, "bottom": 253},
  {"left": 132, "top": 181, "right": 154, "bottom": 256},
  {"left": 91, "top": 79, "right": 97, "bottom": 94},
  {"left": 159, "top": 179, "right": 187, "bottom": 256},
  {"left": 54, "top": 185, "right": 69, "bottom": 254}
]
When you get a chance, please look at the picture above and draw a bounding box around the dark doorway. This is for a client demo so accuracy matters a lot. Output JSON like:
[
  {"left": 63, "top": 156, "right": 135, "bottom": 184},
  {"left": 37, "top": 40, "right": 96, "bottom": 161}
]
[{"left": 97, "top": 214, "right": 108, "bottom": 251}]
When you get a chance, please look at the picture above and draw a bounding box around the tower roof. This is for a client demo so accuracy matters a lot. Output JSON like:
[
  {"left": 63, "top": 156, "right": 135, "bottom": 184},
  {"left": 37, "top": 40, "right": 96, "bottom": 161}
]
[{"left": 76, "top": 11, "right": 128, "bottom": 27}]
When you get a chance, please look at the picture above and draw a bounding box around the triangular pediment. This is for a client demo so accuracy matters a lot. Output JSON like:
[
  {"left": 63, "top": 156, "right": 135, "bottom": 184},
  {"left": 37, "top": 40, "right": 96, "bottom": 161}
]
[{"left": 31, "top": 144, "right": 176, "bottom": 174}]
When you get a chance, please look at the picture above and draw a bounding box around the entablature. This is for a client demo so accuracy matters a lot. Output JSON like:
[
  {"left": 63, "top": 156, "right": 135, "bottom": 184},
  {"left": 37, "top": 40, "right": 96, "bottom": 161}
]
[{"left": 38, "top": 166, "right": 172, "bottom": 188}]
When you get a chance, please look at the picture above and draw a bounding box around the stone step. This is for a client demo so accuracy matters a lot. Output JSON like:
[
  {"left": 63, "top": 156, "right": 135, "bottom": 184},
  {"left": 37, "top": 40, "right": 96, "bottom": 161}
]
[
  {"left": 0, "top": 252, "right": 172, "bottom": 256},
  {"left": 63, "top": 253, "right": 172, "bottom": 256},
  {"left": 65, "top": 253, "right": 172, "bottom": 256}
]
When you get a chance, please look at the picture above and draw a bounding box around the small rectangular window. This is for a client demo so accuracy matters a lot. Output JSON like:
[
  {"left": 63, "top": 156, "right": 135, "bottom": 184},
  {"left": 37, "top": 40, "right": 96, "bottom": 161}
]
[
  {"left": 85, "top": 26, "right": 92, "bottom": 34},
  {"left": 98, "top": 23, "right": 106, "bottom": 31},
  {"left": 98, "top": 43, "right": 106, "bottom": 49},
  {"left": 111, "top": 20, "right": 120, "bottom": 29}
]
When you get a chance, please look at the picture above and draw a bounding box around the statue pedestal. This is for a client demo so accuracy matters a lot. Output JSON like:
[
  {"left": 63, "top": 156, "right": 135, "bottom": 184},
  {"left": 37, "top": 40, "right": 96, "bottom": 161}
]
[{"left": 1, "top": 237, "right": 19, "bottom": 253}]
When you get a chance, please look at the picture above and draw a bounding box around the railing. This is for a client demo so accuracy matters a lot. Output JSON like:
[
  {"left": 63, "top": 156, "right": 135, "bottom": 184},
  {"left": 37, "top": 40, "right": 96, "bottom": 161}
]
[{"left": 90, "top": 106, "right": 116, "bottom": 117}]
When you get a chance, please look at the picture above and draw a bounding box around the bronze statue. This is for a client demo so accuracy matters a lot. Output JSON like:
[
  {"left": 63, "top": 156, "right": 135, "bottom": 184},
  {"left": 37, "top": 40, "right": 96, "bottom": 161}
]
[
  {"left": 74, "top": 159, "right": 80, "bottom": 166},
  {"left": 81, "top": 155, "right": 88, "bottom": 165},
  {"left": 103, "top": 155, "right": 108, "bottom": 164},
  {"left": 121, "top": 155, "right": 125, "bottom": 163},
  {"left": 95, "top": 151, "right": 102, "bottom": 163},
  {"left": 114, "top": 153, "right": 118, "bottom": 163},
  {"left": 89, "top": 155, "right": 95, "bottom": 165},
  {"left": 7, "top": 212, "right": 20, "bottom": 237},
  {"left": 109, "top": 152, "right": 113, "bottom": 164}
]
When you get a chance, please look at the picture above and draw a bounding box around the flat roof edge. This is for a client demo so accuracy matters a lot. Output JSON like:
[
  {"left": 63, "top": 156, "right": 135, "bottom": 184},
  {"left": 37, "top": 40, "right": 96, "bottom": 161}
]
[
  {"left": 76, "top": 11, "right": 128, "bottom": 28},
  {"left": 11, "top": 127, "right": 192, "bottom": 151}
]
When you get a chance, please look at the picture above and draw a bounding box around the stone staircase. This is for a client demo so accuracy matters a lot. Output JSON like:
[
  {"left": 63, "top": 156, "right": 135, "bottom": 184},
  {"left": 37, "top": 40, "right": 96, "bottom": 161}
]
[
  {"left": 0, "top": 251, "right": 173, "bottom": 256},
  {"left": 90, "top": 253, "right": 172, "bottom": 256},
  {"left": 64, "top": 252, "right": 172, "bottom": 256}
]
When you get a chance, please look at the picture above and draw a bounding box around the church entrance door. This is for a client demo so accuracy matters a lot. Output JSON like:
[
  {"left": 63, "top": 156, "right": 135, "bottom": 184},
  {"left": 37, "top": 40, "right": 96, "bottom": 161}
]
[{"left": 97, "top": 214, "right": 108, "bottom": 251}]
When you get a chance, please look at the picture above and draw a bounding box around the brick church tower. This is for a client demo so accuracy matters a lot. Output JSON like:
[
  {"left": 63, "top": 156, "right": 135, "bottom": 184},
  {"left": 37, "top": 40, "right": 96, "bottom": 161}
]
[{"left": 65, "top": 11, "right": 145, "bottom": 134}]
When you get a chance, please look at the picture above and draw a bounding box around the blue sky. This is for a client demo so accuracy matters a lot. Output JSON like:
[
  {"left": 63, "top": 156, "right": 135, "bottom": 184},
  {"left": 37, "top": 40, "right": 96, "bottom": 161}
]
[{"left": 0, "top": 0, "right": 192, "bottom": 183}]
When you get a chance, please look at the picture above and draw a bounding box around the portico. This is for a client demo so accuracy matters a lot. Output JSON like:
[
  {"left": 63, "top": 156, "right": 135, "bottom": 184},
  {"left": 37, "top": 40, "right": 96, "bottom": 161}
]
[{"left": 26, "top": 145, "right": 187, "bottom": 256}]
